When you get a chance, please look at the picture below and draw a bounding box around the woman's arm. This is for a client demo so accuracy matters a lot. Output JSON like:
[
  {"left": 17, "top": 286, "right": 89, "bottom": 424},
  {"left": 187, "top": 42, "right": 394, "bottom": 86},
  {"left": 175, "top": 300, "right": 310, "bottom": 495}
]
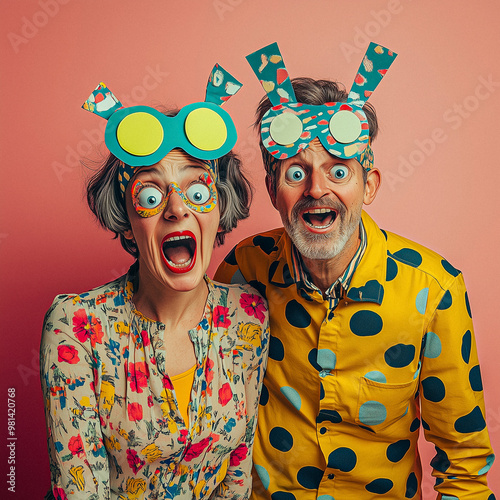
[{"left": 40, "top": 297, "right": 111, "bottom": 500}]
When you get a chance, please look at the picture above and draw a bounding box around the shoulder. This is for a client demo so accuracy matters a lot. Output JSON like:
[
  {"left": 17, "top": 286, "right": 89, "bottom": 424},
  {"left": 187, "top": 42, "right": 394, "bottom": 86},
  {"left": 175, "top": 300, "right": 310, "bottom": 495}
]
[
  {"left": 383, "top": 228, "right": 463, "bottom": 287},
  {"left": 225, "top": 228, "right": 286, "bottom": 262}
]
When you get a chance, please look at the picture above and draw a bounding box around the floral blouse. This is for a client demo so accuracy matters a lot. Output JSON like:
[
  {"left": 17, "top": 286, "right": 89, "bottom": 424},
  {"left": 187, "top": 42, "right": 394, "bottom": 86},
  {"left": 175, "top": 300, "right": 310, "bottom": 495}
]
[{"left": 40, "top": 266, "right": 269, "bottom": 499}]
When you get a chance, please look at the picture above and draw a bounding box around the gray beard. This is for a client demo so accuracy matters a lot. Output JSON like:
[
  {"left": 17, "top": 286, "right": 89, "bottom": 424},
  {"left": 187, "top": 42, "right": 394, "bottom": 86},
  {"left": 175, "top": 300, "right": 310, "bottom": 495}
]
[{"left": 281, "top": 198, "right": 361, "bottom": 261}]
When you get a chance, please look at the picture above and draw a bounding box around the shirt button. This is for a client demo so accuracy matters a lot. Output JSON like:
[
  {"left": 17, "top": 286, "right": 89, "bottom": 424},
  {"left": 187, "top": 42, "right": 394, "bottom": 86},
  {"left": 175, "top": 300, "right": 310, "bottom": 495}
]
[{"left": 328, "top": 473, "right": 334, "bottom": 480}]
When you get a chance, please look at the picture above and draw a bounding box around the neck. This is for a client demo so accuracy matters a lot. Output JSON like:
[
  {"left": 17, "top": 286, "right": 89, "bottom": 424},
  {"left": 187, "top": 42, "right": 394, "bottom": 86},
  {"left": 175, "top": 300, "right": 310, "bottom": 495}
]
[
  {"left": 301, "top": 227, "right": 360, "bottom": 294},
  {"left": 132, "top": 268, "right": 209, "bottom": 328}
]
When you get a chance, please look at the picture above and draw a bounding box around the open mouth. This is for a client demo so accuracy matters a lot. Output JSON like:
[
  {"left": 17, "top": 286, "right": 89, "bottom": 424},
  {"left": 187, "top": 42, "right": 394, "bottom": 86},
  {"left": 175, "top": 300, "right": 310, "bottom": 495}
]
[
  {"left": 161, "top": 231, "right": 197, "bottom": 274},
  {"left": 301, "top": 208, "right": 338, "bottom": 229}
]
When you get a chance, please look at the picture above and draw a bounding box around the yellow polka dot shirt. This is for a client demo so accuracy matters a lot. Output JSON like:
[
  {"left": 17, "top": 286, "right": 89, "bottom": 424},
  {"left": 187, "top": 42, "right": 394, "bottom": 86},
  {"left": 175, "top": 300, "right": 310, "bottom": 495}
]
[{"left": 215, "top": 211, "right": 495, "bottom": 499}]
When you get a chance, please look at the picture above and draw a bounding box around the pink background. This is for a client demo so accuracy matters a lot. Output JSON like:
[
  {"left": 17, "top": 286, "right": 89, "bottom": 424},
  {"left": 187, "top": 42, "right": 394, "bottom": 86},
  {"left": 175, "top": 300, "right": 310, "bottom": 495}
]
[{"left": 1, "top": 0, "right": 499, "bottom": 496}]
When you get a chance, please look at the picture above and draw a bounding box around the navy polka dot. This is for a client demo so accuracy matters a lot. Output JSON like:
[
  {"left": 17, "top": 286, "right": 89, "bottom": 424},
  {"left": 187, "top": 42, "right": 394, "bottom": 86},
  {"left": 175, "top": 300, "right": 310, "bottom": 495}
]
[
  {"left": 260, "top": 383, "right": 269, "bottom": 406},
  {"left": 296, "top": 466, "right": 324, "bottom": 489},
  {"left": 308, "top": 349, "right": 322, "bottom": 371},
  {"left": 454, "top": 406, "right": 486, "bottom": 433},
  {"left": 248, "top": 279, "right": 267, "bottom": 299},
  {"left": 386, "top": 257, "right": 398, "bottom": 281},
  {"left": 271, "top": 492, "right": 296, "bottom": 500},
  {"left": 437, "top": 290, "right": 452, "bottom": 310},
  {"left": 430, "top": 446, "right": 450, "bottom": 472},
  {"left": 487, "top": 495, "right": 495, "bottom": 500},
  {"left": 381, "top": 229, "right": 388, "bottom": 239},
  {"left": 465, "top": 291, "right": 472, "bottom": 318},
  {"left": 269, "top": 261, "right": 294, "bottom": 287},
  {"left": 461, "top": 330, "right": 472, "bottom": 363},
  {"left": 285, "top": 300, "right": 311, "bottom": 328},
  {"left": 384, "top": 343, "right": 416, "bottom": 368},
  {"left": 317, "top": 409, "right": 342, "bottom": 424},
  {"left": 421, "top": 376, "right": 446, "bottom": 402},
  {"left": 422, "top": 418, "right": 430, "bottom": 431},
  {"left": 347, "top": 280, "right": 384, "bottom": 302},
  {"left": 441, "top": 259, "right": 460, "bottom": 277},
  {"left": 319, "top": 427, "right": 327, "bottom": 434},
  {"left": 386, "top": 439, "right": 411, "bottom": 462},
  {"left": 392, "top": 248, "right": 422, "bottom": 267},
  {"left": 365, "top": 478, "right": 393, "bottom": 494},
  {"left": 319, "top": 382, "right": 325, "bottom": 400},
  {"left": 350, "top": 310, "right": 383, "bottom": 336},
  {"left": 253, "top": 235, "right": 277, "bottom": 254},
  {"left": 223, "top": 247, "right": 237, "bottom": 265},
  {"left": 410, "top": 418, "right": 420, "bottom": 432},
  {"left": 405, "top": 472, "right": 418, "bottom": 498},
  {"left": 269, "top": 427, "right": 293, "bottom": 452},
  {"left": 269, "top": 335, "right": 285, "bottom": 361},
  {"left": 469, "top": 365, "right": 483, "bottom": 391},
  {"left": 328, "top": 447, "right": 357, "bottom": 472}
]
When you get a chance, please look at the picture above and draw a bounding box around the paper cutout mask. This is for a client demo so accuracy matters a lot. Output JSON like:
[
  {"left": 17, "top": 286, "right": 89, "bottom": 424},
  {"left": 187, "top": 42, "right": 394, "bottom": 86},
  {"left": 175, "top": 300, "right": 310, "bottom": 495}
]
[
  {"left": 82, "top": 64, "right": 242, "bottom": 193},
  {"left": 246, "top": 42, "right": 397, "bottom": 169}
]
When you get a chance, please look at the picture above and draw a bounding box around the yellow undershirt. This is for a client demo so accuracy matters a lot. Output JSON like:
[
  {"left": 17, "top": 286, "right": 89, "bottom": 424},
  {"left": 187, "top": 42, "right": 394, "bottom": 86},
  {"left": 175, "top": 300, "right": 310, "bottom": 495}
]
[{"left": 170, "top": 365, "right": 196, "bottom": 427}]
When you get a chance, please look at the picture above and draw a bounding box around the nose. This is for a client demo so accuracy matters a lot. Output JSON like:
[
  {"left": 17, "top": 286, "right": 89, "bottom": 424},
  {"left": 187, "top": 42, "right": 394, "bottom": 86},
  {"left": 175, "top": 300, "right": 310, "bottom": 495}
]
[
  {"left": 303, "top": 169, "right": 330, "bottom": 199},
  {"left": 163, "top": 186, "right": 189, "bottom": 221}
]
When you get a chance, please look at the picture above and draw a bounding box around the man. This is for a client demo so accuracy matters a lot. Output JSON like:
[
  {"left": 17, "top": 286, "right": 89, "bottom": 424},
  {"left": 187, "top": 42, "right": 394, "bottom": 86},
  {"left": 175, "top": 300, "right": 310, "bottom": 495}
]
[{"left": 215, "top": 42, "right": 495, "bottom": 498}]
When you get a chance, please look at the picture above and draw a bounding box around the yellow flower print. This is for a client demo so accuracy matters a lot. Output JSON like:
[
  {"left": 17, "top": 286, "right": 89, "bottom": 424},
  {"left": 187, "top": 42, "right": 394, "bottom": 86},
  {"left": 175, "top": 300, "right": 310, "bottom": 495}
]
[
  {"left": 114, "top": 321, "right": 130, "bottom": 337},
  {"left": 141, "top": 443, "right": 163, "bottom": 463},
  {"left": 193, "top": 479, "right": 207, "bottom": 498},
  {"left": 104, "top": 434, "right": 121, "bottom": 452},
  {"left": 216, "top": 458, "right": 229, "bottom": 483},
  {"left": 237, "top": 323, "right": 262, "bottom": 349},
  {"left": 100, "top": 379, "right": 115, "bottom": 414},
  {"left": 125, "top": 477, "right": 147, "bottom": 500},
  {"left": 69, "top": 465, "right": 85, "bottom": 491}
]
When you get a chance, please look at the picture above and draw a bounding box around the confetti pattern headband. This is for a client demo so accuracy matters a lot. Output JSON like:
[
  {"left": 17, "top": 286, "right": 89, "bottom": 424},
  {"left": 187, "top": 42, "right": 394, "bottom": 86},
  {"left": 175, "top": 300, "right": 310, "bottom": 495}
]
[
  {"left": 246, "top": 42, "right": 397, "bottom": 171},
  {"left": 82, "top": 64, "right": 242, "bottom": 194}
]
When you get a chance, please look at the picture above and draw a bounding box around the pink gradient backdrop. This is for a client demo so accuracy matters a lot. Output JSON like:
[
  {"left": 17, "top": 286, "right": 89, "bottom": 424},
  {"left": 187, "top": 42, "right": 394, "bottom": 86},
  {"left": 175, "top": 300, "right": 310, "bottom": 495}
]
[{"left": 1, "top": 1, "right": 499, "bottom": 496}]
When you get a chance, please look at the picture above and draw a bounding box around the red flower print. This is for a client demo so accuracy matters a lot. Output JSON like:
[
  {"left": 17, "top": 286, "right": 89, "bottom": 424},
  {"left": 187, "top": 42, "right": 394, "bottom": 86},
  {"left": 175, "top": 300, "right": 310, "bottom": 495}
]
[
  {"left": 213, "top": 305, "right": 231, "bottom": 328},
  {"left": 52, "top": 487, "right": 68, "bottom": 500},
  {"left": 147, "top": 395, "right": 154, "bottom": 407},
  {"left": 229, "top": 443, "right": 248, "bottom": 466},
  {"left": 126, "top": 448, "right": 145, "bottom": 475},
  {"left": 178, "top": 428, "right": 188, "bottom": 445},
  {"left": 218, "top": 382, "right": 233, "bottom": 406},
  {"left": 240, "top": 293, "right": 267, "bottom": 324},
  {"left": 205, "top": 357, "right": 214, "bottom": 396},
  {"left": 140, "top": 330, "right": 150, "bottom": 347},
  {"left": 126, "top": 361, "right": 149, "bottom": 393},
  {"left": 162, "top": 375, "right": 174, "bottom": 390},
  {"left": 128, "top": 402, "right": 143, "bottom": 422},
  {"left": 72, "top": 309, "right": 104, "bottom": 346},
  {"left": 57, "top": 345, "right": 80, "bottom": 364},
  {"left": 184, "top": 437, "right": 210, "bottom": 461},
  {"left": 68, "top": 434, "right": 85, "bottom": 457}
]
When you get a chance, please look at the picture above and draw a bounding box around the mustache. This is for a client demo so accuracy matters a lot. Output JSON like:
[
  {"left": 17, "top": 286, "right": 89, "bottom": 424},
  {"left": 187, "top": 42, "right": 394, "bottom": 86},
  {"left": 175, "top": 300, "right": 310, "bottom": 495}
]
[{"left": 290, "top": 197, "right": 346, "bottom": 222}]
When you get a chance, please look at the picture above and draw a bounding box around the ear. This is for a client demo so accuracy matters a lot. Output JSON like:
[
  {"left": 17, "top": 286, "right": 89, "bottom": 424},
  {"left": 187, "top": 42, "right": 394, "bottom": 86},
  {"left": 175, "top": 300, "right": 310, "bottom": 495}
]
[
  {"left": 123, "top": 229, "right": 135, "bottom": 241},
  {"left": 363, "top": 168, "right": 381, "bottom": 206},
  {"left": 265, "top": 174, "right": 278, "bottom": 209}
]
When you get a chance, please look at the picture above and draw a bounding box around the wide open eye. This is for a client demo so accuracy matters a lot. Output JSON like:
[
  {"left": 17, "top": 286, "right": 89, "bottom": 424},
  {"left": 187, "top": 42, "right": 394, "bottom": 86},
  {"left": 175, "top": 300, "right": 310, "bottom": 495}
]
[
  {"left": 185, "top": 183, "right": 211, "bottom": 205},
  {"left": 330, "top": 165, "right": 349, "bottom": 180},
  {"left": 137, "top": 186, "right": 164, "bottom": 208},
  {"left": 285, "top": 165, "right": 306, "bottom": 182}
]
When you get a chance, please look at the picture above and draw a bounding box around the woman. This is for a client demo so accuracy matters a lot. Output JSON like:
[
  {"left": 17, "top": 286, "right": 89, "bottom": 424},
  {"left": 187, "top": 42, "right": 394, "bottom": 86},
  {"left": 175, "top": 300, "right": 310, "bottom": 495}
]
[{"left": 40, "top": 66, "right": 269, "bottom": 499}]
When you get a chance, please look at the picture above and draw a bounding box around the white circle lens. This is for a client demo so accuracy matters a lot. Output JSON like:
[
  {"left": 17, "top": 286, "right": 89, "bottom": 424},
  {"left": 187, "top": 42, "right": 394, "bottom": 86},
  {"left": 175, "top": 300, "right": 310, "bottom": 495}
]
[
  {"left": 138, "top": 186, "right": 163, "bottom": 208},
  {"left": 285, "top": 165, "right": 306, "bottom": 182},
  {"left": 269, "top": 112, "right": 303, "bottom": 145},
  {"left": 186, "top": 184, "right": 211, "bottom": 205},
  {"left": 329, "top": 110, "right": 362, "bottom": 144}
]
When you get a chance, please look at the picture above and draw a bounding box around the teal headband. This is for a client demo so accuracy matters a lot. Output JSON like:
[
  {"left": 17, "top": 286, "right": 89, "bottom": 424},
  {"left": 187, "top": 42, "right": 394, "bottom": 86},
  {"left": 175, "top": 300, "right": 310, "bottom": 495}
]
[
  {"left": 247, "top": 42, "right": 397, "bottom": 171},
  {"left": 82, "top": 64, "right": 242, "bottom": 194}
]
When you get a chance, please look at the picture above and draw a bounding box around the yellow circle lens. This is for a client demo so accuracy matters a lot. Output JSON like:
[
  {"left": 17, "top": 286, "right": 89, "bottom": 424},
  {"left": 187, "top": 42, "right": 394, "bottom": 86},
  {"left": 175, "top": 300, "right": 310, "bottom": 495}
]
[
  {"left": 116, "top": 112, "right": 164, "bottom": 156},
  {"left": 185, "top": 108, "right": 227, "bottom": 151},
  {"left": 329, "top": 110, "right": 362, "bottom": 144},
  {"left": 269, "top": 112, "right": 303, "bottom": 145}
]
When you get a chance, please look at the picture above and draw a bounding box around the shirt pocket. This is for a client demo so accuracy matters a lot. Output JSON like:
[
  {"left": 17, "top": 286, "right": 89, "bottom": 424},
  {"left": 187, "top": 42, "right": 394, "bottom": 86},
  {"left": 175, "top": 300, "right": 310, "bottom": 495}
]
[{"left": 354, "top": 376, "right": 418, "bottom": 432}]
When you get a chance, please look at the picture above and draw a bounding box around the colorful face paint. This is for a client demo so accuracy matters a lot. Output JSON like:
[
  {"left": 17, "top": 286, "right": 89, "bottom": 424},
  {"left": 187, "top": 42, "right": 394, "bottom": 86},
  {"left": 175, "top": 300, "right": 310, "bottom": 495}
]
[
  {"left": 131, "top": 171, "right": 218, "bottom": 218},
  {"left": 82, "top": 64, "right": 242, "bottom": 193},
  {"left": 246, "top": 42, "right": 397, "bottom": 171}
]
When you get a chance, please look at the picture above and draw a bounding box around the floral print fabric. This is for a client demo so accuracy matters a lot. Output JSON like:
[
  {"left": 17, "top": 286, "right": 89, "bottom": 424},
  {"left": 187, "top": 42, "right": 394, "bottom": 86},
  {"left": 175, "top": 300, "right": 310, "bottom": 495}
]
[{"left": 40, "top": 267, "right": 269, "bottom": 499}]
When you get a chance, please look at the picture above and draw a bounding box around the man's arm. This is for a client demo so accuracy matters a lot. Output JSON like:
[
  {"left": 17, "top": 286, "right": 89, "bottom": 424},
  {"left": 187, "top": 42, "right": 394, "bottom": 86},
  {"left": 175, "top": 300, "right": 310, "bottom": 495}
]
[{"left": 420, "top": 273, "right": 495, "bottom": 497}]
